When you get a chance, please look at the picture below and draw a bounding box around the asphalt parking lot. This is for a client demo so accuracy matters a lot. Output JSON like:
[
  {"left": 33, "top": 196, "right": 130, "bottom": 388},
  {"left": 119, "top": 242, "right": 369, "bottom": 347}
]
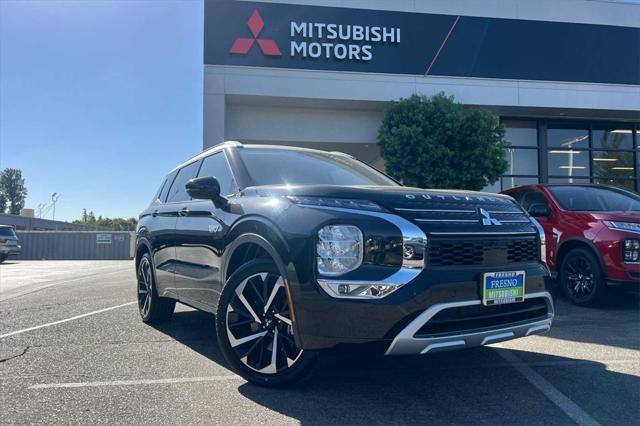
[{"left": 0, "top": 260, "right": 638, "bottom": 425}]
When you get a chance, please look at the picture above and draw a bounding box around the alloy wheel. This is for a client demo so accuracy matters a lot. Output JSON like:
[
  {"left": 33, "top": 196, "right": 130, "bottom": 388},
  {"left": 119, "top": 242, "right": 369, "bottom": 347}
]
[
  {"left": 565, "top": 256, "right": 595, "bottom": 300},
  {"left": 137, "top": 257, "right": 152, "bottom": 317},
  {"left": 225, "top": 272, "right": 301, "bottom": 374}
]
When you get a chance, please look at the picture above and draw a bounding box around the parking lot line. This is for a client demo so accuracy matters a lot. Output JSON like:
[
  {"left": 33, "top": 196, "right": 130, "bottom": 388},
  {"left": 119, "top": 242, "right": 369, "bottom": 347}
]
[
  {"left": 495, "top": 347, "right": 601, "bottom": 426},
  {"left": 29, "top": 375, "right": 243, "bottom": 389},
  {"left": 0, "top": 301, "right": 136, "bottom": 339}
]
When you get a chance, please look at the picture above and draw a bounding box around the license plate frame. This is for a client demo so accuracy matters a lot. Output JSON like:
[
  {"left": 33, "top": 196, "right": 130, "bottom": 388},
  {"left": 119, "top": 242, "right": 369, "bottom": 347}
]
[{"left": 482, "top": 271, "right": 525, "bottom": 306}]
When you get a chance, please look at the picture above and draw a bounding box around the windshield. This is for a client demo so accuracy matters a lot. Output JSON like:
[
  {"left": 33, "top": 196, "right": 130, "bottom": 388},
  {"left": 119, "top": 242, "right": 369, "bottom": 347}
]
[
  {"left": 548, "top": 186, "right": 640, "bottom": 212},
  {"left": 238, "top": 147, "right": 398, "bottom": 187},
  {"left": 0, "top": 227, "right": 17, "bottom": 237}
]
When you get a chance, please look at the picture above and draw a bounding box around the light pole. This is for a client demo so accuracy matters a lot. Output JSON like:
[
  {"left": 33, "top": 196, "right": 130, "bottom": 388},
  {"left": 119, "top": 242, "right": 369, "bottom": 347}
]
[{"left": 51, "top": 193, "right": 61, "bottom": 221}]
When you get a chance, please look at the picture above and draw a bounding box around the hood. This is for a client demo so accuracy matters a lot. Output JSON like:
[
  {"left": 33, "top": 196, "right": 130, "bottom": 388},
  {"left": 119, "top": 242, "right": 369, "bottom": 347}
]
[
  {"left": 247, "top": 184, "right": 516, "bottom": 210},
  {"left": 588, "top": 211, "right": 640, "bottom": 223},
  {"left": 245, "top": 185, "right": 535, "bottom": 234}
]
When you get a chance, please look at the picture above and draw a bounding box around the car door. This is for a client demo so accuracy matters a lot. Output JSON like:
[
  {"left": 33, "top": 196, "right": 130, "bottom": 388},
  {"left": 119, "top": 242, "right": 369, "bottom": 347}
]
[
  {"left": 147, "top": 170, "right": 180, "bottom": 298},
  {"left": 174, "top": 151, "right": 238, "bottom": 310},
  {"left": 160, "top": 161, "right": 201, "bottom": 299}
]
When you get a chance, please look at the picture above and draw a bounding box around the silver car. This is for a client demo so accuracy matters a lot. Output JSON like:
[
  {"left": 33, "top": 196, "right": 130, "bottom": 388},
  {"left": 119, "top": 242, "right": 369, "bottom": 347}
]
[{"left": 0, "top": 225, "right": 21, "bottom": 263}]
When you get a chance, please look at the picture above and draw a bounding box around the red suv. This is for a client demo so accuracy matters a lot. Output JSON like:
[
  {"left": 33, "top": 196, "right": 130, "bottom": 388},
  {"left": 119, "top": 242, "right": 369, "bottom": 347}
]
[{"left": 502, "top": 184, "right": 640, "bottom": 306}]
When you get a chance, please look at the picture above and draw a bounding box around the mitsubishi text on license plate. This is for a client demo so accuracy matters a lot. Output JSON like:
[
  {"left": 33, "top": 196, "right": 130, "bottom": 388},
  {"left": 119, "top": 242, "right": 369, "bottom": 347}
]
[{"left": 483, "top": 271, "right": 525, "bottom": 306}]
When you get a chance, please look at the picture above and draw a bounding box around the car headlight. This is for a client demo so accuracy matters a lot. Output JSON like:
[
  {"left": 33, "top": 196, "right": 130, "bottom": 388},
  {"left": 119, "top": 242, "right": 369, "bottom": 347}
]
[
  {"left": 317, "top": 225, "right": 363, "bottom": 276},
  {"left": 288, "top": 196, "right": 384, "bottom": 212},
  {"left": 623, "top": 239, "right": 640, "bottom": 263},
  {"left": 603, "top": 221, "right": 640, "bottom": 235}
]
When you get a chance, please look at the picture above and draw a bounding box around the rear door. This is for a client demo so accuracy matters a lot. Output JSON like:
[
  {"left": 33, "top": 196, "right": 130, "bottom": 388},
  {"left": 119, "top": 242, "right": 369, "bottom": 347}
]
[
  {"left": 174, "top": 151, "right": 238, "bottom": 310},
  {"left": 156, "top": 161, "right": 201, "bottom": 297}
]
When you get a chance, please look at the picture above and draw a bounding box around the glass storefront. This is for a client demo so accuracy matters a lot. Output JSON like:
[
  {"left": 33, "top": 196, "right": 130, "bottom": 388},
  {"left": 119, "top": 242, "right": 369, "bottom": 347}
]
[{"left": 500, "top": 119, "right": 638, "bottom": 192}]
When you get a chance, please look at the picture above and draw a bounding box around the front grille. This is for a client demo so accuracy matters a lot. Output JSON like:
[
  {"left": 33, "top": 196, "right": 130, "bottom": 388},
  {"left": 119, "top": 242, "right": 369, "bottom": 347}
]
[
  {"left": 415, "top": 297, "right": 549, "bottom": 337},
  {"left": 427, "top": 236, "right": 539, "bottom": 267}
]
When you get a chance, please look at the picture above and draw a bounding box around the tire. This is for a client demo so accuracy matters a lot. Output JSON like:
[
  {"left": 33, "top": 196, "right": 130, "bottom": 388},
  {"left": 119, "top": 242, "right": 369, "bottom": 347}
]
[
  {"left": 216, "top": 259, "right": 317, "bottom": 387},
  {"left": 137, "top": 253, "right": 175, "bottom": 322},
  {"left": 559, "top": 247, "right": 607, "bottom": 307},
  {"left": 0, "top": 254, "right": 7, "bottom": 264}
]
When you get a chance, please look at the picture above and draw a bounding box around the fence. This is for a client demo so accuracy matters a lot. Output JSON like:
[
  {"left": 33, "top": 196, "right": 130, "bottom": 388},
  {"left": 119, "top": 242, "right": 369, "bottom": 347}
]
[{"left": 13, "top": 231, "right": 134, "bottom": 260}]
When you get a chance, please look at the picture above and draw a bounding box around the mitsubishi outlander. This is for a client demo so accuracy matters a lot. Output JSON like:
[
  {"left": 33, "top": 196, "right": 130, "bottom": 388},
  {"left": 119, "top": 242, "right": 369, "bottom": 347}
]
[{"left": 135, "top": 142, "right": 554, "bottom": 386}]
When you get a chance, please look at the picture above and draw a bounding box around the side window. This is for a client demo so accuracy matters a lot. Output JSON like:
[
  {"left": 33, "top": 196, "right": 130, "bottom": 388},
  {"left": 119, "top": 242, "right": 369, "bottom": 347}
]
[
  {"left": 197, "top": 153, "right": 237, "bottom": 196},
  {"left": 521, "top": 191, "right": 550, "bottom": 212},
  {"left": 166, "top": 161, "right": 200, "bottom": 203},
  {"left": 158, "top": 171, "right": 177, "bottom": 203}
]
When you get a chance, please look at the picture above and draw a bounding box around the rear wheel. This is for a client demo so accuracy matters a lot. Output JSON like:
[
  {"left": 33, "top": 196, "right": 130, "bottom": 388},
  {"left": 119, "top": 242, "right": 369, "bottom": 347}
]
[
  {"left": 137, "top": 253, "right": 175, "bottom": 322},
  {"left": 0, "top": 254, "right": 7, "bottom": 263},
  {"left": 216, "top": 259, "right": 316, "bottom": 387},
  {"left": 560, "top": 247, "right": 607, "bottom": 307}
]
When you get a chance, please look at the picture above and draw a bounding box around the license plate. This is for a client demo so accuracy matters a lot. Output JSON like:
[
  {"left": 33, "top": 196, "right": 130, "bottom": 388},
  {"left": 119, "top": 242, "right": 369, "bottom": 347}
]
[{"left": 482, "top": 271, "right": 525, "bottom": 306}]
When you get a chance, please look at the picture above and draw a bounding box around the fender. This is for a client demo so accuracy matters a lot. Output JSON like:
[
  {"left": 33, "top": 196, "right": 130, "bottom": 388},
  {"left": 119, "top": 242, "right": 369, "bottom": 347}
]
[
  {"left": 557, "top": 236, "right": 607, "bottom": 277},
  {"left": 221, "top": 232, "right": 304, "bottom": 347}
]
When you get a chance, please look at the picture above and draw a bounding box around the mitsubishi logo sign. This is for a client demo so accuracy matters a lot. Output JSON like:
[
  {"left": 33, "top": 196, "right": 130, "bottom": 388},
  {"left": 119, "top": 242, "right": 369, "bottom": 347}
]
[
  {"left": 479, "top": 208, "right": 502, "bottom": 226},
  {"left": 229, "top": 10, "right": 282, "bottom": 57}
]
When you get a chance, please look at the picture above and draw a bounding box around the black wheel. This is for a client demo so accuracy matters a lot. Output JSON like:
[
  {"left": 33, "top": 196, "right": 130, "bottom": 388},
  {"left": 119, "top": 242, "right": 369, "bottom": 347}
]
[
  {"left": 216, "top": 259, "right": 317, "bottom": 387},
  {"left": 0, "top": 254, "right": 7, "bottom": 264},
  {"left": 137, "top": 253, "right": 175, "bottom": 322},
  {"left": 560, "top": 248, "right": 607, "bottom": 307}
]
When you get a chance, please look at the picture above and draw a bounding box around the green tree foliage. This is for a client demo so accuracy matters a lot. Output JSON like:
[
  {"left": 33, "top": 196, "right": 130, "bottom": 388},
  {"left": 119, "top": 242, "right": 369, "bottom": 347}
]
[
  {"left": 0, "top": 193, "right": 7, "bottom": 214},
  {"left": 0, "top": 168, "right": 28, "bottom": 215},
  {"left": 377, "top": 93, "right": 509, "bottom": 191},
  {"left": 73, "top": 210, "right": 137, "bottom": 231}
]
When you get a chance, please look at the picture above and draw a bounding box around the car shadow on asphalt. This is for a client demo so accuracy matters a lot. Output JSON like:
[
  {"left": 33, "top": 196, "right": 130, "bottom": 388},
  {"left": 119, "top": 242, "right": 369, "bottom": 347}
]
[
  {"left": 148, "top": 309, "right": 228, "bottom": 366},
  {"left": 548, "top": 290, "right": 640, "bottom": 351},
  {"left": 237, "top": 348, "right": 639, "bottom": 425},
  {"left": 149, "top": 309, "right": 638, "bottom": 425}
]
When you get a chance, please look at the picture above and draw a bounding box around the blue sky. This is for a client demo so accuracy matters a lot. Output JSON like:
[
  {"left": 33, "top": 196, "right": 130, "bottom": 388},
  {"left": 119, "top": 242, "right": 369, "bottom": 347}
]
[{"left": 0, "top": 0, "right": 203, "bottom": 222}]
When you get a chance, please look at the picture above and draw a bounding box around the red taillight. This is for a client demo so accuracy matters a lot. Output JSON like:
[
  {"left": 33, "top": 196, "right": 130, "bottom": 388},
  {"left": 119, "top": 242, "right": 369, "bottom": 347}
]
[{"left": 0, "top": 239, "right": 7, "bottom": 244}]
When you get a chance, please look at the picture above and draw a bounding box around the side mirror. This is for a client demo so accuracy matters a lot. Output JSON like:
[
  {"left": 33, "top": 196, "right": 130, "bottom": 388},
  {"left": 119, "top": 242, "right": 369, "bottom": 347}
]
[
  {"left": 528, "top": 203, "right": 552, "bottom": 218},
  {"left": 186, "top": 176, "right": 228, "bottom": 208}
]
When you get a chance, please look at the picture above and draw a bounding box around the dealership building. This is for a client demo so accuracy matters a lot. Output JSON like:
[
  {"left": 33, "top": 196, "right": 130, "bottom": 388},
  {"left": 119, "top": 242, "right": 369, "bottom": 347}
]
[{"left": 203, "top": 0, "right": 640, "bottom": 192}]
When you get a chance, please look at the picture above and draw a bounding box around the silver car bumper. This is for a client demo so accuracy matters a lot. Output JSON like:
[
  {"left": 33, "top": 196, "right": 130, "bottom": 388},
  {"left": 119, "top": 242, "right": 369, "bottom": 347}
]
[{"left": 385, "top": 291, "right": 554, "bottom": 356}]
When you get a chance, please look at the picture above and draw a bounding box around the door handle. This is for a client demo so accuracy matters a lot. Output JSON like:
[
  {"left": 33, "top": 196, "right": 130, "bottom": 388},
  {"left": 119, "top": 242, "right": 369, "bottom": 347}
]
[
  {"left": 152, "top": 210, "right": 159, "bottom": 217},
  {"left": 179, "top": 207, "right": 190, "bottom": 217}
]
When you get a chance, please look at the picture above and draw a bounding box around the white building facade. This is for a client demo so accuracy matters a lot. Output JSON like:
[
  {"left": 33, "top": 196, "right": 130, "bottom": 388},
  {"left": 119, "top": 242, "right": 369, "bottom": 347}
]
[{"left": 203, "top": 0, "right": 640, "bottom": 192}]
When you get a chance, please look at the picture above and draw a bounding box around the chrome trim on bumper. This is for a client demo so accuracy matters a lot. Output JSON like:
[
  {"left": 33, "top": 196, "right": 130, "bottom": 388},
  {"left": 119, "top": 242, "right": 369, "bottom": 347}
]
[{"left": 385, "top": 291, "right": 554, "bottom": 356}]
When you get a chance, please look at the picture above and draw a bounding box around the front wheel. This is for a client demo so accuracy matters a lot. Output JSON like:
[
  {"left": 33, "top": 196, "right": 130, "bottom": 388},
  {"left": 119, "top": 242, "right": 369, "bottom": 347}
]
[
  {"left": 216, "top": 259, "right": 317, "bottom": 387},
  {"left": 559, "top": 248, "right": 607, "bottom": 307},
  {"left": 0, "top": 254, "right": 7, "bottom": 264}
]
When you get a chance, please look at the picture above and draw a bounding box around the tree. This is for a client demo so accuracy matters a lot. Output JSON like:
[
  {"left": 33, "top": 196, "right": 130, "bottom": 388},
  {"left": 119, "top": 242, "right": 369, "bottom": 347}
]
[
  {"left": 377, "top": 93, "right": 509, "bottom": 191},
  {"left": 73, "top": 210, "right": 137, "bottom": 231},
  {"left": 0, "top": 193, "right": 7, "bottom": 214},
  {"left": 0, "top": 168, "right": 28, "bottom": 215}
]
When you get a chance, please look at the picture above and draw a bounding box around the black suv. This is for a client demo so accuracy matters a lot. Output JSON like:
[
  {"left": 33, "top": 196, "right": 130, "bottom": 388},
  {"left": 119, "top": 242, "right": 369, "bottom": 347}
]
[{"left": 136, "top": 142, "right": 554, "bottom": 386}]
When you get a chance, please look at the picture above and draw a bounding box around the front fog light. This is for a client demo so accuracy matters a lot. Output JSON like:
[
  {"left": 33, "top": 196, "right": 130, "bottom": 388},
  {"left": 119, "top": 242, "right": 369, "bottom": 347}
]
[
  {"left": 317, "top": 225, "right": 363, "bottom": 276},
  {"left": 317, "top": 281, "right": 402, "bottom": 299},
  {"left": 623, "top": 239, "right": 640, "bottom": 263}
]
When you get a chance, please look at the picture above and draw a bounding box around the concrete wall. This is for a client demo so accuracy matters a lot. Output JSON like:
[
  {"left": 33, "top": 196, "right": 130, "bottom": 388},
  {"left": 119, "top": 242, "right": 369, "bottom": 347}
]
[{"left": 14, "top": 231, "right": 133, "bottom": 260}]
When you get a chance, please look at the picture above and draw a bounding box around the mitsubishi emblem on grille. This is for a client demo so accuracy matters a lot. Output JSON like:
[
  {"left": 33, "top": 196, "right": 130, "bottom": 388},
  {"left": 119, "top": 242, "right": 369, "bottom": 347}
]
[{"left": 479, "top": 208, "right": 502, "bottom": 225}]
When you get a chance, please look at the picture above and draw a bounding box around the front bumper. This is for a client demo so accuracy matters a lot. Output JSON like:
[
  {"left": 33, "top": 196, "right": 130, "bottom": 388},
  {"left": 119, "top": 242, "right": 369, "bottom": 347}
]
[
  {"left": 385, "top": 291, "right": 553, "bottom": 355},
  {"left": 290, "top": 263, "right": 553, "bottom": 351}
]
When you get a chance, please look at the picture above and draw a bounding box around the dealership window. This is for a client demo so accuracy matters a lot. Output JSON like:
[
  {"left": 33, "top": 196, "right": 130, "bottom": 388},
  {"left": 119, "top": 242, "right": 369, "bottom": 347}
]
[
  {"left": 501, "top": 120, "right": 539, "bottom": 190},
  {"left": 495, "top": 120, "right": 638, "bottom": 193}
]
